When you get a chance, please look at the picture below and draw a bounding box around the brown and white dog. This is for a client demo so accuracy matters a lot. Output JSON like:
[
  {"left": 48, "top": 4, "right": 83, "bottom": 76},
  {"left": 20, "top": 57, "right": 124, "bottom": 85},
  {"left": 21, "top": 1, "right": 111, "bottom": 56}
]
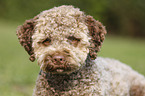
[{"left": 17, "top": 5, "right": 145, "bottom": 96}]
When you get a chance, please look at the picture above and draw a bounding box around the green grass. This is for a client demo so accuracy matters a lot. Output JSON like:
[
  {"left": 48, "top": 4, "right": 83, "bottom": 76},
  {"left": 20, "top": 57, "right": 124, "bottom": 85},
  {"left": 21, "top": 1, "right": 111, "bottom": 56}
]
[
  {"left": 0, "top": 20, "right": 40, "bottom": 96},
  {"left": 0, "top": 20, "right": 145, "bottom": 96},
  {"left": 99, "top": 35, "right": 145, "bottom": 74}
]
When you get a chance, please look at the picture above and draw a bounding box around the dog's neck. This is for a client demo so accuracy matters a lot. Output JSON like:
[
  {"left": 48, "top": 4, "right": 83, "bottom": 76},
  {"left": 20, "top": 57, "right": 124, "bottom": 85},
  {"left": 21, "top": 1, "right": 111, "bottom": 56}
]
[
  {"left": 39, "top": 55, "right": 93, "bottom": 76},
  {"left": 39, "top": 56, "right": 93, "bottom": 79},
  {"left": 39, "top": 56, "right": 95, "bottom": 91}
]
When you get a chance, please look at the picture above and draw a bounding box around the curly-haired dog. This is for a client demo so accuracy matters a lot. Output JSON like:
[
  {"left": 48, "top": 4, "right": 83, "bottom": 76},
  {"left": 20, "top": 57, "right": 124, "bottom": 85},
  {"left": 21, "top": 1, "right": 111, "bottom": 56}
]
[{"left": 16, "top": 5, "right": 145, "bottom": 96}]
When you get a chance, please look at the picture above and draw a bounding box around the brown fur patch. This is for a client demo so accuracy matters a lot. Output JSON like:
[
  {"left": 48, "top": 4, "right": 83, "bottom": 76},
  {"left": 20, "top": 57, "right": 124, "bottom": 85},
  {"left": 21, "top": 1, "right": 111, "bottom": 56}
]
[
  {"left": 86, "top": 16, "right": 107, "bottom": 60},
  {"left": 130, "top": 85, "right": 145, "bottom": 96},
  {"left": 16, "top": 16, "right": 38, "bottom": 62}
]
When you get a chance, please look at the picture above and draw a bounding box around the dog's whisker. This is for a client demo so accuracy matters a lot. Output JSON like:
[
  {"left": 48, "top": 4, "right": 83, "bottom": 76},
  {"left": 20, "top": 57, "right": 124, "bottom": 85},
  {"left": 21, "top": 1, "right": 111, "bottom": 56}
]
[{"left": 40, "top": 63, "right": 44, "bottom": 69}]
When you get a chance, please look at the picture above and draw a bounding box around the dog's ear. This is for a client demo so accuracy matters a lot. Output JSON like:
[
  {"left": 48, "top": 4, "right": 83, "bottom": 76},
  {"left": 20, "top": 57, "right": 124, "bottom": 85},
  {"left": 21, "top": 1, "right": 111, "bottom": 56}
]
[
  {"left": 16, "top": 16, "right": 38, "bottom": 62},
  {"left": 86, "top": 16, "right": 107, "bottom": 60}
]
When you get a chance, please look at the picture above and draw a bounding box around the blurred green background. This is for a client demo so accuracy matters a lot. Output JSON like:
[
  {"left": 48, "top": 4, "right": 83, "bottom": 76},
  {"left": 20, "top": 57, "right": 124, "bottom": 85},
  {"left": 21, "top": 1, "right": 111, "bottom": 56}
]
[{"left": 0, "top": 0, "right": 145, "bottom": 96}]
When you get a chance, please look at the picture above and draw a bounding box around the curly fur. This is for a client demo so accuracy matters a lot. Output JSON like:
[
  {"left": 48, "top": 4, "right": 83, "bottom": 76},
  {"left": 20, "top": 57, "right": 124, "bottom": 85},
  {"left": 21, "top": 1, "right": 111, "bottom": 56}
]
[
  {"left": 16, "top": 16, "right": 38, "bottom": 61},
  {"left": 86, "top": 16, "right": 106, "bottom": 59},
  {"left": 33, "top": 58, "right": 145, "bottom": 96},
  {"left": 16, "top": 5, "right": 145, "bottom": 96}
]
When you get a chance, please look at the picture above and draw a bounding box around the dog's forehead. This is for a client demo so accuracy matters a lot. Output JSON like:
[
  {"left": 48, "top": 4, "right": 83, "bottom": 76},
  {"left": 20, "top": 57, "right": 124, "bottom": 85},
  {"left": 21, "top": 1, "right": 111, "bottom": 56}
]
[{"left": 34, "top": 5, "right": 89, "bottom": 39}]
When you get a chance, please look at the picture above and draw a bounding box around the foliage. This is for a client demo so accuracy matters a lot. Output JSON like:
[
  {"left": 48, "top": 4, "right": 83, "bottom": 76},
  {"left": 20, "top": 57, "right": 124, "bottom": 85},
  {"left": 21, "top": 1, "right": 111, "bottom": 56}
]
[
  {"left": 104, "top": 0, "right": 145, "bottom": 37},
  {"left": 0, "top": 0, "right": 145, "bottom": 37}
]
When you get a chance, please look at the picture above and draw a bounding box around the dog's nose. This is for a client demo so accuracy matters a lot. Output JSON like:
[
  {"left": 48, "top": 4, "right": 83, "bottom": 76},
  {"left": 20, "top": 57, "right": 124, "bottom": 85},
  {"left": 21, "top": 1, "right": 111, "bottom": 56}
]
[{"left": 52, "top": 55, "right": 65, "bottom": 65}]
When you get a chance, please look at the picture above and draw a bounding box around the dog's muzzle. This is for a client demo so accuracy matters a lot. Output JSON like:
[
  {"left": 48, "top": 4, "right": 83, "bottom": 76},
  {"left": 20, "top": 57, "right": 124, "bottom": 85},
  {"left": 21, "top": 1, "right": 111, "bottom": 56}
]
[{"left": 42, "top": 54, "right": 77, "bottom": 74}]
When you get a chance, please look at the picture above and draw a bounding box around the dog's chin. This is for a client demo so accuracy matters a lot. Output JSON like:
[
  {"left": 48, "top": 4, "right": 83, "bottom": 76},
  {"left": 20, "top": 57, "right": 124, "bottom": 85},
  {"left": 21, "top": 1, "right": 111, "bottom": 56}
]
[
  {"left": 42, "top": 67, "right": 79, "bottom": 75},
  {"left": 41, "top": 63, "right": 80, "bottom": 75},
  {"left": 45, "top": 69, "right": 76, "bottom": 75}
]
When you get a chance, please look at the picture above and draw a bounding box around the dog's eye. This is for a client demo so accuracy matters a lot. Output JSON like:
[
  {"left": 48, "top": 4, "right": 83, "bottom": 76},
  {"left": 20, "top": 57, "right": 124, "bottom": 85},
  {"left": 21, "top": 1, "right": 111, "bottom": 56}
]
[
  {"left": 42, "top": 38, "right": 51, "bottom": 46},
  {"left": 68, "top": 36, "right": 81, "bottom": 47}
]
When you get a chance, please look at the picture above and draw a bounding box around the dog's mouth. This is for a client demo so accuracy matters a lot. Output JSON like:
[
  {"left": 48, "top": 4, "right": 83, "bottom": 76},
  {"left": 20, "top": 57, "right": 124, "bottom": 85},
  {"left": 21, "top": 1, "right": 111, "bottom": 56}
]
[
  {"left": 45, "top": 64, "right": 77, "bottom": 74},
  {"left": 40, "top": 56, "right": 79, "bottom": 74}
]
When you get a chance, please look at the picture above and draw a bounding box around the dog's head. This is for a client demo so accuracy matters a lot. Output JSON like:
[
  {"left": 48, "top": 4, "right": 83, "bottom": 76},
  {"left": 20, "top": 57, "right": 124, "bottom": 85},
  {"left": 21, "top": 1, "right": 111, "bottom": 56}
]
[{"left": 16, "top": 5, "right": 106, "bottom": 74}]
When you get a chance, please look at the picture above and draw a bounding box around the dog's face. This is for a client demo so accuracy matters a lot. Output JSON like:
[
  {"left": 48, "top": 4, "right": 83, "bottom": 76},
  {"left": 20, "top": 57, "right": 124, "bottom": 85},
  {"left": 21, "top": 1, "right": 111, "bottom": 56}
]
[
  {"left": 16, "top": 5, "right": 106, "bottom": 74},
  {"left": 32, "top": 6, "right": 90, "bottom": 74}
]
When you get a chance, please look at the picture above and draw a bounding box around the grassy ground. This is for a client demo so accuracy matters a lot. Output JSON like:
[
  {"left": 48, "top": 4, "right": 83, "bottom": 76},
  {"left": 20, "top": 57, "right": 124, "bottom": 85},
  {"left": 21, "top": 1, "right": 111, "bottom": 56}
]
[
  {"left": 99, "top": 35, "right": 145, "bottom": 74},
  {"left": 0, "top": 20, "right": 145, "bottom": 96}
]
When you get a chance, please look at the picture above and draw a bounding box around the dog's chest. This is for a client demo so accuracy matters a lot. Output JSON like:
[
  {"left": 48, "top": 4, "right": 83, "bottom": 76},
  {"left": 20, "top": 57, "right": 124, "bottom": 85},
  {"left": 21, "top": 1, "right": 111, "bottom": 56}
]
[{"left": 34, "top": 69, "right": 102, "bottom": 96}]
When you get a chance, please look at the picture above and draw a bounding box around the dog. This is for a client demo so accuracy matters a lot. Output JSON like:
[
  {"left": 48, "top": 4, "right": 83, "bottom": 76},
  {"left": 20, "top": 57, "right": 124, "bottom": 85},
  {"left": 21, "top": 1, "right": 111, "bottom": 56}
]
[{"left": 16, "top": 5, "right": 145, "bottom": 96}]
